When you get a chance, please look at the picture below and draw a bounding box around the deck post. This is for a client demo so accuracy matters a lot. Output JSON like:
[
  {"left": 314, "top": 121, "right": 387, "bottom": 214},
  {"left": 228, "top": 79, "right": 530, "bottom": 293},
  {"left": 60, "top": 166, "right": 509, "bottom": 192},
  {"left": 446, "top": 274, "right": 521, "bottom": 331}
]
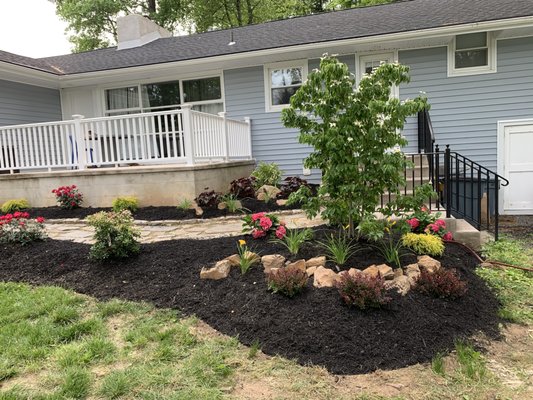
[
  {"left": 218, "top": 112, "right": 229, "bottom": 161},
  {"left": 181, "top": 105, "right": 195, "bottom": 165},
  {"left": 244, "top": 117, "right": 252, "bottom": 159},
  {"left": 72, "top": 114, "right": 86, "bottom": 170}
]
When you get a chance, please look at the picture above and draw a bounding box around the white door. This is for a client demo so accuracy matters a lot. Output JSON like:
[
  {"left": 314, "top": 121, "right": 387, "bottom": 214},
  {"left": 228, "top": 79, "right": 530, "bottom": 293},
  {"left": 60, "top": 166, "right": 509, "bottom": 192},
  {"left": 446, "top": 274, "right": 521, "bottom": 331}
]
[{"left": 500, "top": 121, "right": 533, "bottom": 214}]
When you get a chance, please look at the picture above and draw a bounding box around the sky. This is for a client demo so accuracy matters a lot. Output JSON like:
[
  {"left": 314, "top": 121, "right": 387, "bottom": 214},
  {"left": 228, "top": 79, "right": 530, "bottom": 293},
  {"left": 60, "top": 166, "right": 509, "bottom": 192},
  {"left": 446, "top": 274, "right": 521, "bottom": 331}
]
[{"left": 0, "top": 0, "right": 72, "bottom": 58}]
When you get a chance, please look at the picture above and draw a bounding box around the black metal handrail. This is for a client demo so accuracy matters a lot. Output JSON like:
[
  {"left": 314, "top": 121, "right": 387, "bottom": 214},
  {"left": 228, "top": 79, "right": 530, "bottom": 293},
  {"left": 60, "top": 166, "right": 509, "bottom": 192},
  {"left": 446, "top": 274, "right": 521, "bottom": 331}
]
[{"left": 417, "top": 109, "right": 435, "bottom": 154}]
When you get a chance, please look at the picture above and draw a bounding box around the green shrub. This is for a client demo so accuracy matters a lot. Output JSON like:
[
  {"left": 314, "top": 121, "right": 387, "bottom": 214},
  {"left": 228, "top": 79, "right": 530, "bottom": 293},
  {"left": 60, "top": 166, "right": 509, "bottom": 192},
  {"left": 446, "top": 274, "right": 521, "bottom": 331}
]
[
  {"left": 416, "top": 268, "right": 467, "bottom": 299},
  {"left": 177, "top": 199, "right": 193, "bottom": 210},
  {"left": 267, "top": 267, "right": 308, "bottom": 297},
  {"left": 251, "top": 162, "right": 283, "bottom": 188},
  {"left": 86, "top": 211, "right": 140, "bottom": 261},
  {"left": 112, "top": 196, "right": 139, "bottom": 213},
  {"left": 1, "top": 199, "right": 30, "bottom": 214},
  {"left": 335, "top": 272, "right": 390, "bottom": 310},
  {"left": 401, "top": 232, "right": 445, "bottom": 257}
]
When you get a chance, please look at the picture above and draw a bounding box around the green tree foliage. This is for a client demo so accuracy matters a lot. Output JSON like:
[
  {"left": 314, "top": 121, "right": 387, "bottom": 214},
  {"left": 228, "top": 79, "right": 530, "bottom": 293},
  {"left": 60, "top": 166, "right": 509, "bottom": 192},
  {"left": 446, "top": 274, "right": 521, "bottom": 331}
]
[
  {"left": 282, "top": 56, "right": 428, "bottom": 236},
  {"left": 51, "top": 0, "right": 396, "bottom": 52}
]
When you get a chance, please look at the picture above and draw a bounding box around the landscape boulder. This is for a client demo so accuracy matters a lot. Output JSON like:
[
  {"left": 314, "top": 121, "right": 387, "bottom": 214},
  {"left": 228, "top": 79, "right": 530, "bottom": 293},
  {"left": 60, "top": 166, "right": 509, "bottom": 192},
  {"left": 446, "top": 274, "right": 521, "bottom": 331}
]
[
  {"left": 404, "top": 263, "right": 421, "bottom": 284},
  {"left": 306, "top": 256, "right": 326, "bottom": 268},
  {"left": 313, "top": 266, "right": 339, "bottom": 288},
  {"left": 417, "top": 255, "right": 441, "bottom": 274},
  {"left": 362, "top": 265, "right": 380, "bottom": 278},
  {"left": 200, "top": 260, "right": 231, "bottom": 280},
  {"left": 261, "top": 254, "right": 286, "bottom": 273},
  {"left": 256, "top": 185, "right": 281, "bottom": 201},
  {"left": 286, "top": 259, "right": 306, "bottom": 273},
  {"left": 385, "top": 275, "right": 411, "bottom": 296},
  {"left": 224, "top": 254, "right": 241, "bottom": 267},
  {"left": 306, "top": 266, "right": 317, "bottom": 277},
  {"left": 376, "top": 264, "right": 394, "bottom": 280}
]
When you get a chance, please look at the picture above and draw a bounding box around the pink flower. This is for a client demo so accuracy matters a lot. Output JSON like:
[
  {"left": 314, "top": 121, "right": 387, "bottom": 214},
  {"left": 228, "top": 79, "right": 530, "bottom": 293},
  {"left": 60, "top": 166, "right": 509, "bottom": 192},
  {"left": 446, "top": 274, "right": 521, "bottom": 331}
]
[
  {"left": 275, "top": 225, "right": 286, "bottom": 239},
  {"left": 259, "top": 217, "right": 272, "bottom": 230},
  {"left": 252, "top": 229, "right": 266, "bottom": 239},
  {"left": 431, "top": 224, "right": 440, "bottom": 233},
  {"left": 36, "top": 217, "right": 45, "bottom": 223},
  {"left": 407, "top": 218, "right": 419, "bottom": 229},
  {"left": 420, "top": 206, "right": 428, "bottom": 212},
  {"left": 251, "top": 212, "right": 266, "bottom": 221},
  {"left": 13, "top": 211, "right": 22, "bottom": 218},
  {"left": 435, "top": 219, "right": 446, "bottom": 228},
  {"left": 443, "top": 232, "right": 453, "bottom": 241}
]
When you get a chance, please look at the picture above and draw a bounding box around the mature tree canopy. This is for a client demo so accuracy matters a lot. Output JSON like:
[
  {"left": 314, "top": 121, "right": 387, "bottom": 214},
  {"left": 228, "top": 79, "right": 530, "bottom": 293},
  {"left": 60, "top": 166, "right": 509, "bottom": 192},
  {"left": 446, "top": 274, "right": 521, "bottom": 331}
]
[{"left": 51, "top": 0, "right": 397, "bottom": 53}]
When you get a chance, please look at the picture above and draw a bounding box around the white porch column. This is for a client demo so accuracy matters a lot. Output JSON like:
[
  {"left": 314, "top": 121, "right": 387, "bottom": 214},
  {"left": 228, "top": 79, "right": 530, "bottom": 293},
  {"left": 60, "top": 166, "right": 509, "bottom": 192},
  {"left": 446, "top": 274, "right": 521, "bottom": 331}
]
[
  {"left": 72, "top": 114, "right": 87, "bottom": 170},
  {"left": 244, "top": 117, "right": 252, "bottom": 159},
  {"left": 218, "top": 111, "right": 229, "bottom": 161},
  {"left": 181, "top": 105, "right": 195, "bottom": 165}
]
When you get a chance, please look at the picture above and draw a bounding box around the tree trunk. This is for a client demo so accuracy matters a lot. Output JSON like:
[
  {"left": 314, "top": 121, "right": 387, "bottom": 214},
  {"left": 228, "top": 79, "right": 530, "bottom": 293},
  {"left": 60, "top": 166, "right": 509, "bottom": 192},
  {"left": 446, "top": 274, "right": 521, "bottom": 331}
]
[{"left": 146, "top": 0, "right": 156, "bottom": 13}]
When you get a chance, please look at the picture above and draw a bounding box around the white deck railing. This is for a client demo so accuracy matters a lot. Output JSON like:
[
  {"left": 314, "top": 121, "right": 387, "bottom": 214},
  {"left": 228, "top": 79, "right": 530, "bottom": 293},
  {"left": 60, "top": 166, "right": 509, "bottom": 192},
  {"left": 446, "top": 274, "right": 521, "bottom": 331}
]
[{"left": 0, "top": 105, "right": 252, "bottom": 173}]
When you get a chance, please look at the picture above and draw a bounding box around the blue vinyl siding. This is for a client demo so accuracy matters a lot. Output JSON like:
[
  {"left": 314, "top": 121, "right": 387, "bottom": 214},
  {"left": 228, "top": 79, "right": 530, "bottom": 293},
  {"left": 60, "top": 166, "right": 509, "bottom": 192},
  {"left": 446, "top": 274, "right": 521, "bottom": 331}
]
[
  {"left": 0, "top": 80, "right": 62, "bottom": 127},
  {"left": 224, "top": 55, "right": 355, "bottom": 182},
  {"left": 399, "top": 37, "right": 533, "bottom": 170}
]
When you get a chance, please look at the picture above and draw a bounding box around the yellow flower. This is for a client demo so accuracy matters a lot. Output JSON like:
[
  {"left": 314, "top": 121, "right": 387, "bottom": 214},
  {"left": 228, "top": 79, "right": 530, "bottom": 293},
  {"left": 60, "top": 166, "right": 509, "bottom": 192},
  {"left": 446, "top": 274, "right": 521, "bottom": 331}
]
[{"left": 238, "top": 240, "right": 246, "bottom": 246}]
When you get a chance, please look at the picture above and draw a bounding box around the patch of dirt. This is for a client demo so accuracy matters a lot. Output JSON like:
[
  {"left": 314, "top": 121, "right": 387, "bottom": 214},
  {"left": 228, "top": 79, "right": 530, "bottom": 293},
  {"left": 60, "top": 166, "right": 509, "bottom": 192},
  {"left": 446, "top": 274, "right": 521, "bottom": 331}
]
[
  {"left": 22, "top": 198, "right": 302, "bottom": 222},
  {"left": 0, "top": 228, "right": 502, "bottom": 375},
  {"left": 499, "top": 215, "right": 533, "bottom": 244},
  {"left": 232, "top": 378, "right": 276, "bottom": 400}
]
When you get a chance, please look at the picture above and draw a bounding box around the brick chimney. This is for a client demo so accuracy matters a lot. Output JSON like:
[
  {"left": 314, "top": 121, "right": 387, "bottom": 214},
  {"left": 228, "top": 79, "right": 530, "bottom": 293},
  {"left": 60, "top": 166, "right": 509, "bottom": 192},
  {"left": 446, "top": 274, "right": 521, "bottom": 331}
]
[{"left": 117, "top": 14, "right": 171, "bottom": 50}]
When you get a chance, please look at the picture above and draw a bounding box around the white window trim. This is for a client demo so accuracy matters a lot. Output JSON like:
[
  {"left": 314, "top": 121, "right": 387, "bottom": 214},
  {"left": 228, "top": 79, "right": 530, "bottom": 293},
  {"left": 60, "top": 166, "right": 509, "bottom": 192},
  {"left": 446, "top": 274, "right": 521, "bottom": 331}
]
[
  {"left": 263, "top": 59, "right": 308, "bottom": 113},
  {"left": 447, "top": 32, "right": 497, "bottom": 77},
  {"left": 355, "top": 51, "right": 399, "bottom": 98},
  {"left": 100, "top": 72, "right": 225, "bottom": 116}
]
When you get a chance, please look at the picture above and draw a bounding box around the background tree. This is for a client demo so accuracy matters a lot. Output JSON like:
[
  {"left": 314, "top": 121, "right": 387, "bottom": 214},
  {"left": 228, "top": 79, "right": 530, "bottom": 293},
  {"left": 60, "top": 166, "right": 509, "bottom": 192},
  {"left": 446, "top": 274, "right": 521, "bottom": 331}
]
[
  {"left": 51, "top": 0, "right": 397, "bottom": 52},
  {"left": 282, "top": 56, "right": 428, "bottom": 237}
]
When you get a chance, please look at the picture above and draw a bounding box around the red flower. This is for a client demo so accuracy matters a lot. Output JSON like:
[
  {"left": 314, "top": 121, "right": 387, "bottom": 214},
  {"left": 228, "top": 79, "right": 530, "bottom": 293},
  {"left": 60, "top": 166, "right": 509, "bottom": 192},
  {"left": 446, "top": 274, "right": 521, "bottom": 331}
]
[
  {"left": 435, "top": 219, "right": 446, "bottom": 228},
  {"left": 407, "top": 218, "right": 419, "bottom": 229},
  {"left": 443, "top": 232, "right": 453, "bottom": 241},
  {"left": 430, "top": 224, "right": 440, "bottom": 233},
  {"left": 259, "top": 217, "right": 272, "bottom": 230},
  {"left": 13, "top": 211, "right": 22, "bottom": 218},
  {"left": 275, "top": 225, "right": 286, "bottom": 239},
  {"left": 251, "top": 212, "right": 266, "bottom": 222},
  {"left": 36, "top": 217, "right": 45, "bottom": 223},
  {"left": 252, "top": 229, "right": 266, "bottom": 239}
]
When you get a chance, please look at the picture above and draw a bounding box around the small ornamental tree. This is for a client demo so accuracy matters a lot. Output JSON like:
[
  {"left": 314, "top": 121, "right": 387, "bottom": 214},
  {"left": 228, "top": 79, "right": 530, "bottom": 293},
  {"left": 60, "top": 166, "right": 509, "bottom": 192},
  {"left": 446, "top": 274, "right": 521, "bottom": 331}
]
[{"left": 282, "top": 55, "right": 428, "bottom": 236}]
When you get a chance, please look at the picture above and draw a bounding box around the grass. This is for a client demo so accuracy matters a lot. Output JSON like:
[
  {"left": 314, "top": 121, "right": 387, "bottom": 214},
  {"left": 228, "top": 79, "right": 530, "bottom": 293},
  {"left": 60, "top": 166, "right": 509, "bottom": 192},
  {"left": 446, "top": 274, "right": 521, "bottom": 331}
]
[{"left": 477, "top": 237, "right": 533, "bottom": 324}]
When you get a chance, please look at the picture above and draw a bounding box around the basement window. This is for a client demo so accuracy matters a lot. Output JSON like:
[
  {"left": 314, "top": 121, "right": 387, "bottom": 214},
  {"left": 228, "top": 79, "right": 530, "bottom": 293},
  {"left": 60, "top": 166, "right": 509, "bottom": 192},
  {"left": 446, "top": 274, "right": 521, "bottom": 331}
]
[{"left": 449, "top": 32, "right": 496, "bottom": 76}]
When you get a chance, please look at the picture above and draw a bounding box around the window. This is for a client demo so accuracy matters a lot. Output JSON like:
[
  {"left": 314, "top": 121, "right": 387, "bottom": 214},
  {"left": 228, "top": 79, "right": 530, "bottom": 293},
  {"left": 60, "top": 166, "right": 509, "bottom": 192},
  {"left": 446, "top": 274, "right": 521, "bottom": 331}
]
[
  {"left": 104, "top": 76, "right": 223, "bottom": 116},
  {"left": 449, "top": 32, "right": 496, "bottom": 76},
  {"left": 264, "top": 61, "right": 307, "bottom": 112},
  {"left": 357, "top": 52, "right": 397, "bottom": 97}
]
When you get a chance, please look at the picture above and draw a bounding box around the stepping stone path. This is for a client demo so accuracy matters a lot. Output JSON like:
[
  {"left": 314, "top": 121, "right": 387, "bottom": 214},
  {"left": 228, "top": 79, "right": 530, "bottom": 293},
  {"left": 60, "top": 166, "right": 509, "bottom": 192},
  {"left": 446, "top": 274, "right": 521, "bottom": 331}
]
[{"left": 44, "top": 210, "right": 323, "bottom": 244}]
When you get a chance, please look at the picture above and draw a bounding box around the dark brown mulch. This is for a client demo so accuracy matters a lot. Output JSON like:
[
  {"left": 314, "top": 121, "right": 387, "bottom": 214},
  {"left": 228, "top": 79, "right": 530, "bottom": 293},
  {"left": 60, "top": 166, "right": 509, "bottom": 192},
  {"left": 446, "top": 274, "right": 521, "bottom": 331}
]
[
  {"left": 22, "top": 198, "right": 301, "bottom": 221},
  {"left": 0, "top": 228, "right": 501, "bottom": 375}
]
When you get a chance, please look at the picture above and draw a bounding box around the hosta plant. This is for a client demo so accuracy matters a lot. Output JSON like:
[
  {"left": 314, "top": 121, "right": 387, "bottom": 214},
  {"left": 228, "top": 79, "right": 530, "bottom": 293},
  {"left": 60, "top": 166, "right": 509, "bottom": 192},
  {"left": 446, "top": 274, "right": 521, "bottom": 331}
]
[
  {"left": 251, "top": 162, "right": 283, "bottom": 188},
  {"left": 86, "top": 210, "right": 140, "bottom": 261},
  {"left": 52, "top": 185, "right": 83, "bottom": 209},
  {"left": 242, "top": 212, "right": 286, "bottom": 239},
  {"left": 0, "top": 212, "right": 46, "bottom": 245}
]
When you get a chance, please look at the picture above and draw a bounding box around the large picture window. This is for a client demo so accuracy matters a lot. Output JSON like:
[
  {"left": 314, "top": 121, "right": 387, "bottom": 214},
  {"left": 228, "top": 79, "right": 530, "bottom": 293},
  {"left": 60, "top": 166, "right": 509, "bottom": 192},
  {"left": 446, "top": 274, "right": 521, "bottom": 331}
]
[
  {"left": 104, "top": 76, "right": 223, "bottom": 116},
  {"left": 264, "top": 60, "right": 307, "bottom": 112}
]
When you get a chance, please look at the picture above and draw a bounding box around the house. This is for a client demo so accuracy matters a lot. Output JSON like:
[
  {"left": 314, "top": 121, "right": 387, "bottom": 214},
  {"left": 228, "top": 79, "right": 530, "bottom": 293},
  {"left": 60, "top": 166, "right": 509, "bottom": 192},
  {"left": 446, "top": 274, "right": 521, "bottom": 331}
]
[{"left": 0, "top": 0, "right": 532, "bottom": 216}]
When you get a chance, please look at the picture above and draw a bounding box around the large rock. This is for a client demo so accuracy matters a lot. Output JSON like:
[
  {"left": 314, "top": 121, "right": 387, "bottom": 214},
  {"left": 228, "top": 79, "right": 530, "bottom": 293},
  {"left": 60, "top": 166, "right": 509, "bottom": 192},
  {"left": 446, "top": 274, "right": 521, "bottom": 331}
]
[
  {"left": 276, "top": 199, "right": 288, "bottom": 206},
  {"left": 261, "top": 254, "right": 286, "bottom": 273},
  {"left": 200, "top": 260, "right": 231, "bottom": 280},
  {"left": 376, "top": 264, "right": 394, "bottom": 280},
  {"left": 338, "top": 268, "right": 361, "bottom": 280},
  {"left": 417, "top": 255, "right": 441, "bottom": 274},
  {"left": 306, "top": 256, "right": 326, "bottom": 268},
  {"left": 286, "top": 259, "right": 306, "bottom": 273},
  {"left": 313, "top": 266, "right": 339, "bottom": 288},
  {"left": 224, "top": 254, "right": 241, "bottom": 267},
  {"left": 306, "top": 266, "right": 317, "bottom": 277},
  {"left": 385, "top": 275, "right": 411, "bottom": 296},
  {"left": 404, "top": 263, "right": 421, "bottom": 284},
  {"left": 243, "top": 251, "right": 260, "bottom": 265},
  {"left": 256, "top": 185, "right": 281, "bottom": 201},
  {"left": 362, "top": 265, "right": 380, "bottom": 278}
]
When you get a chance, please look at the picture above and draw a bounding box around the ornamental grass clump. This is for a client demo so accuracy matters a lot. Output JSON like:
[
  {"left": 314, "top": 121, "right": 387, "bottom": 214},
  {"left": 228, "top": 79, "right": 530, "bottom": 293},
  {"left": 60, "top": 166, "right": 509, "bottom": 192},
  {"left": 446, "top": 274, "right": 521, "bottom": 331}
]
[
  {"left": 86, "top": 210, "right": 140, "bottom": 261},
  {"left": 335, "top": 272, "right": 390, "bottom": 310},
  {"left": 242, "top": 212, "right": 286, "bottom": 239},
  {"left": 112, "top": 196, "right": 139, "bottom": 213},
  {"left": 416, "top": 268, "right": 467, "bottom": 299},
  {"left": 270, "top": 228, "right": 313, "bottom": 255},
  {"left": 402, "top": 232, "right": 445, "bottom": 257},
  {"left": 266, "top": 267, "right": 308, "bottom": 298},
  {"left": 1, "top": 198, "right": 30, "bottom": 214},
  {"left": 318, "top": 233, "right": 358, "bottom": 268},
  {"left": 52, "top": 185, "right": 83, "bottom": 209},
  {"left": 0, "top": 212, "right": 46, "bottom": 245}
]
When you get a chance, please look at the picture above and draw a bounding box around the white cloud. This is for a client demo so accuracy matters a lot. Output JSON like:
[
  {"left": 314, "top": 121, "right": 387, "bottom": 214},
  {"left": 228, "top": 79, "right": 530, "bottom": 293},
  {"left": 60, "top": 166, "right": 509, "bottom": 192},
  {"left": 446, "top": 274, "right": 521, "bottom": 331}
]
[{"left": 0, "top": 0, "right": 71, "bottom": 58}]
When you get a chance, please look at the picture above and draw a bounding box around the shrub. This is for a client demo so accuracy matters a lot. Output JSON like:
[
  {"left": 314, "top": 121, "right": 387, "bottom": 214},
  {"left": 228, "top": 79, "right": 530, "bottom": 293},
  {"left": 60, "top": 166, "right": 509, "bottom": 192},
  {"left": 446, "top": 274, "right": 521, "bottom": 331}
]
[
  {"left": 0, "top": 212, "right": 46, "bottom": 245},
  {"left": 1, "top": 199, "right": 30, "bottom": 214},
  {"left": 282, "top": 56, "right": 428, "bottom": 236},
  {"left": 194, "top": 189, "right": 222, "bottom": 208},
  {"left": 277, "top": 177, "right": 309, "bottom": 200},
  {"left": 177, "top": 199, "right": 193, "bottom": 210},
  {"left": 266, "top": 267, "right": 308, "bottom": 297},
  {"left": 251, "top": 162, "right": 283, "bottom": 188},
  {"left": 229, "top": 177, "right": 257, "bottom": 199},
  {"left": 52, "top": 185, "right": 83, "bottom": 209},
  {"left": 112, "top": 196, "right": 139, "bottom": 213},
  {"left": 242, "top": 212, "right": 286, "bottom": 239},
  {"left": 402, "top": 232, "right": 445, "bottom": 257},
  {"left": 270, "top": 228, "right": 313, "bottom": 255},
  {"left": 335, "top": 272, "right": 390, "bottom": 310},
  {"left": 416, "top": 268, "right": 467, "bottom": 299},
  {"left": 86, "top": 211, "right": 140, "bottom": 261}
]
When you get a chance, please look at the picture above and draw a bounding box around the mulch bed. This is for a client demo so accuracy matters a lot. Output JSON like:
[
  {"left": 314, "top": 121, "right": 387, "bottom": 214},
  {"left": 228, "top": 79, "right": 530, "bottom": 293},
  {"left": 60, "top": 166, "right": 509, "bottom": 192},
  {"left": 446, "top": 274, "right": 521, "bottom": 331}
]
[
  {"left": 22, "top": 198, "right": 300, "bottom": 221},
  {"left": 0, "top": 227, "right": 501, "bottom": 375}
]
